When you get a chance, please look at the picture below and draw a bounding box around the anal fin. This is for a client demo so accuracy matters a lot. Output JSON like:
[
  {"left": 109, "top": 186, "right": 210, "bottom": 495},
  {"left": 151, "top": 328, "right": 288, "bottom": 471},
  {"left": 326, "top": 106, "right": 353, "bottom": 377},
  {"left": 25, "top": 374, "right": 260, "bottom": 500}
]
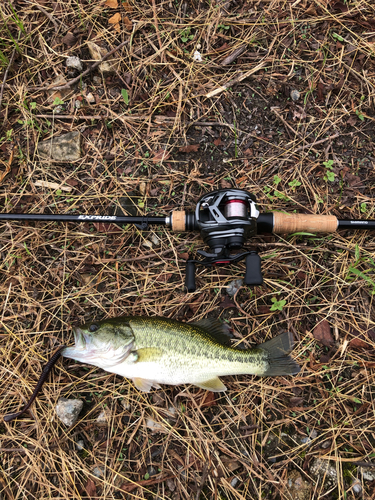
[
  {"left": 194, "top": 377, "right": 227, "bottom": 392},
  {"left": 132, "top": 378, "right": 161, "bottom": 392}
]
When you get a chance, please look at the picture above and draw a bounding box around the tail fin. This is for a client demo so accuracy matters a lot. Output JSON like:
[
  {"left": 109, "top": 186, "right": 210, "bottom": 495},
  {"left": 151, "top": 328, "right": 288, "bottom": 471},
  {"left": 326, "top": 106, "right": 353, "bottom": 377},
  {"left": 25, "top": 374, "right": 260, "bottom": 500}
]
[{"left": 258, "top": 332, "right": 300, "bottom": 376}]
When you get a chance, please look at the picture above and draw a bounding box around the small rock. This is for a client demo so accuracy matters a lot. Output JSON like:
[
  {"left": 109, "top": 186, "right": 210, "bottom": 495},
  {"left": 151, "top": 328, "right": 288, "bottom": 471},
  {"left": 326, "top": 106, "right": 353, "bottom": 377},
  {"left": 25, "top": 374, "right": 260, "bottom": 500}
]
[
  {"left": 93, "top": 76, "right": 102, "bottom": 85},
  {"left": 87, "top": 41, "right": 117, "bottom": 74},
  {"left": 37, "top": 131, "right": 81, "bottom": 161},
  {"left": 310, "top": 458, "right": 337, "bottom": 488},
  {"left": 53, "top": 105, "right": 64, "bottom": 114},
  {"left": 66, "top": 56, "right": 83, "bottom": 72},
  {"left": 76, "top": 439, "right": 85, "bottom": 451},
  {"left": 55, "top": 397, "right": 83, "bottom": 426},
  {"left": 193, "top": 50, "right": 202, "bottom": 62},
  {"left": 139, "top": 181, "right": 147, "bottom": 195},
  {"left": 287, "top": 470, "right": 312, "bottom": 500},
  {"left": 92, "top": 466, "right": 104, "bottom": 478},
  {"left": 230, "top": 477, "right": 240, "bottom": 488},
  {"left": 166, "top": 478, "right": 175, "bottom": 491},
  {"left": 351, "top": 479, "right": 362, "bottom": 495},
  {"left": 74, "top": 99, "right": 81, "bottom": 109},
  {"left": 290, "top": 89, "right": 301, "bottom": 102},
  {"left": 227, "top": 279, "right": 243, "bottom": 297},
  {"left": 120, "top": 398, "right": 131, "bottom": 410},
  {"left": 361, "top": 468, "right": 375, "bottom": 481},
  {"left": 142, "top": 239, "right": 153, "bottom": 249},
  {"left": 96, "top": 408, "right": 111, "bottom": 426},
  {"left": 151, "top": 234, "right": 160, "bottom": 246},
  {"left": 321, "top": 439, "right": 332, "bottom": 449},
  {"left": 86, "top": 92, "right": 95, "bottom": 104}
]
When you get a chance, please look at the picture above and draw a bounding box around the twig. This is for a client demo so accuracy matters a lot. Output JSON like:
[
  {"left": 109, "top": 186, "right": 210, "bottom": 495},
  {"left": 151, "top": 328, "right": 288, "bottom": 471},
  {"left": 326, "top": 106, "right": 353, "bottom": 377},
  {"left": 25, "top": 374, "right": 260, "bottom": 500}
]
[
  {"left": 205, "top": 60, "right": 267, "bottom": 98},
  {"left": 294, "top": 133, "right": 340, "bottom": 152},
  {"left": 0, "top": 48, "right": 16, "bottom": 114},
  {"left": 25, "top": 1, "right": 62, "bottom": 33},
  {"left": 221, "top": 44, "right": 248, "bottom": 66}
]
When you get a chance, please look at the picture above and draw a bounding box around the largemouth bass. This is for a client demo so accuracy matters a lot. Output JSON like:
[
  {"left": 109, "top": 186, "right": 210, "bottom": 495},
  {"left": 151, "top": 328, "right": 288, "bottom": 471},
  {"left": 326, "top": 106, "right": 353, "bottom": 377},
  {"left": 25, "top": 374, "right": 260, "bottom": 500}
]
[{"left": 62, "top": 316, "right": 300, "bottom": 392}]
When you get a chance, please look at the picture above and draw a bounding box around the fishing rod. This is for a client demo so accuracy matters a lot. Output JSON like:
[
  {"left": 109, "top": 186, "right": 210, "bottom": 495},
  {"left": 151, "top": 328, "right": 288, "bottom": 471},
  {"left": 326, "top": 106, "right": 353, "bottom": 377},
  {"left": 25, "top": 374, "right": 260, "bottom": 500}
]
[{"left": 1, "top": 188, "right": 374, "bottom": 291}]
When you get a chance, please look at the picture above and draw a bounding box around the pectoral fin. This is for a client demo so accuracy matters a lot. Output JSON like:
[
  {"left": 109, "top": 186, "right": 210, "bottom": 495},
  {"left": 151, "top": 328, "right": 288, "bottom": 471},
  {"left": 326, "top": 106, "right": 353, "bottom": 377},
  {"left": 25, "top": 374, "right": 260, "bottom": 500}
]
[
  {"left": 132, "top": 378, "right": 161, "bottom": 392},
  {"left": 194, "top": 377, "right": 227, "bottom": 392}
]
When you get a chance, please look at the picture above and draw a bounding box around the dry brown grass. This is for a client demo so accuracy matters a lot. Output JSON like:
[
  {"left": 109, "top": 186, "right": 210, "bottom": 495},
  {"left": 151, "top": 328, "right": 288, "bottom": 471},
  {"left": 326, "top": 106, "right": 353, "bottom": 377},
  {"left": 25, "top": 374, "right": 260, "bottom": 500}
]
[{"left": 1, "top": 0, "right": 375, "bottom": 498}]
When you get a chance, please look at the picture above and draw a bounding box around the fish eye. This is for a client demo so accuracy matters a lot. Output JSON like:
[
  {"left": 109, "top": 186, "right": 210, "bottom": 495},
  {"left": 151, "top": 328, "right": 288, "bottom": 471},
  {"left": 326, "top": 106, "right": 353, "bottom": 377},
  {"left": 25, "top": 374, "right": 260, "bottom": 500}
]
[{"left": 89, "top": 324, "right": 99, "bottom": 332}]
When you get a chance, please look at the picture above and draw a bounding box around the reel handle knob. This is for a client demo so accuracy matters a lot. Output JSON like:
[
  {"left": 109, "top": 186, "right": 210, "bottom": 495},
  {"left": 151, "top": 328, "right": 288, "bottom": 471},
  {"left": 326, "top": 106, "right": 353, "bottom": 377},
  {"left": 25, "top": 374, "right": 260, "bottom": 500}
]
[
  {"left": 244, "top": 252, "right": 263, "bottom": 286},
  {"left": 185, "top": 261, "right": 196, "bottom": 292}
]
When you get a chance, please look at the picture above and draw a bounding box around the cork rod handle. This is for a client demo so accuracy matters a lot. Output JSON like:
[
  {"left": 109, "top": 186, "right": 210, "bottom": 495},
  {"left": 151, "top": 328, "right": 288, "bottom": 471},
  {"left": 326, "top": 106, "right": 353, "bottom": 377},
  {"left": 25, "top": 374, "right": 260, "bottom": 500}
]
[
  {"left": 171, "top": 210, "right": 186, "bottom": 232},
  {"left": 273, "top": 213, "right": 338, "bottom": 234}
]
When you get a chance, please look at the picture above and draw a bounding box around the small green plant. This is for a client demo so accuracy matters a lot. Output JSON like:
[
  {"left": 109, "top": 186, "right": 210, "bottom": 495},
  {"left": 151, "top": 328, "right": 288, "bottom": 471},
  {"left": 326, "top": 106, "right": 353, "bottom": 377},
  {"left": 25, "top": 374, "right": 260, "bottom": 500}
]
[
  {"left": 288, "top": 179, "right": 301, "bottom": 191},
  {"left": 323, "top": 159, "right": 335, "bottom": 182},
  {"left": 217, "top": 23, "right": 230, "bottom": 32},
  {"left": 121, "top": 88, "right": 129, "bottom": 105},
  {"left": 270, "top": 297, "right": 286, "bottom": 311},
  {"left": 355, "top": 109, "right": 365, "bottom": 121},
  {"left": 360, "top": 202, "right": 367, "bottom": 213},
  {"left": 53, "top": 97, "right": 64, "bottom": 106},
  {"left": 332, "top": 32, "right": 344, "bottom": 42},
  {"left": 180, "top": 27, "right": 194, "bottom": 43}
]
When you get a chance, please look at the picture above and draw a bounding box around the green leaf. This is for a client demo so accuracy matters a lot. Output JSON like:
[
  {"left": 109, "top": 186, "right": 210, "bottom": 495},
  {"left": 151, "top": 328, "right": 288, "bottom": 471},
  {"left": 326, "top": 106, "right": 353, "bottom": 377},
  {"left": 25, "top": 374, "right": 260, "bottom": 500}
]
[
  {"left": 352, "top": 398, "right": 361, "bottom": 404},
  {"left": 355, "top": 244, "right": 360, "bottom": 262},
  {"left": 323, "top": 159, "right": 334, "bottom": 169},
  {"left": 270, "top": 297, "right": 286, "bottom": 311},
  {"left": 325, "top": 171, "right": 335, "bottom": 182},
  {"left": 288, "top": 179, "right": 301, "bottom": 189},
  {"left": 121, "top": 88, "right": 129, "bottom": 105},
  {"left": 53, "top": 97, "right": 64, "bottom": 106},
  {"left": 332, "top": 32, "right": 344, "bottom": 42},
  {"left": 273, "top": 174, "right": 281, "bottom": 185},
  {"left": 144, "top": 473, "right": 150, "bottom": 480}
]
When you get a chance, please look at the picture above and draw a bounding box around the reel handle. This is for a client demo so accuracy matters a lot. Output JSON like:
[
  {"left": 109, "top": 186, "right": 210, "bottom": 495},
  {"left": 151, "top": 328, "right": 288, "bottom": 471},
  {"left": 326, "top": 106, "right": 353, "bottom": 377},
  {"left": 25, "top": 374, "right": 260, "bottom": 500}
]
[
  {"left": 185, "top": 261, "right": 197, "bottom": 292},
  {"left": 244, "top": 252, "right": 263, "bottom": 286}
]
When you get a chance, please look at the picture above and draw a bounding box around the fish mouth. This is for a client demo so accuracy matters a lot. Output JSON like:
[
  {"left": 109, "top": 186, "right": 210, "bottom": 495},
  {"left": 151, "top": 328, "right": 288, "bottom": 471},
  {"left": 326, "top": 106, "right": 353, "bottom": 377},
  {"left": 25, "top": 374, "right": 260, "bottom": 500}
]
[{"left": 61, "top": 327, "right": 91, "bottom": 360}]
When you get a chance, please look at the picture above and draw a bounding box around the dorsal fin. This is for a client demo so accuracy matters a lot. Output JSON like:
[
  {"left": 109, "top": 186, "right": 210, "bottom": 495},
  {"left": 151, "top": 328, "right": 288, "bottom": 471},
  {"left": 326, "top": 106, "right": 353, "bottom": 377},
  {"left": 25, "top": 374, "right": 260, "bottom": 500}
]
[{"left": 190, "top": 318, "right": 232, "bottom": 346}]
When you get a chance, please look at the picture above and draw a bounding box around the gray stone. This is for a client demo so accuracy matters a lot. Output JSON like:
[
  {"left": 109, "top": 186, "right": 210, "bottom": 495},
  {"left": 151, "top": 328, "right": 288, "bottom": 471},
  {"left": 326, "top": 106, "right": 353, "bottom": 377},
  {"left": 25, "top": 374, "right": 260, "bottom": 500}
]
[
  {"left": 230, "top": 477, "right": 240, "bottom": 488},
  {"left": 291, "top": 89, "right": 301, "bottom": 102},
  {"left": 76, "top": 439, "right": 85, "bottom": 451},
  {"left": 351, "top": 479, "right": 362, "bottom": 495},
  {"left": 92, "top": 466, "right": 104, "bottom": 478},
  {"left": 66, "top": 56, "right": 83, "bottom": 72},
  {"left": 96, "top": 408, "right": 111, "bottom": 426},
  {"left": 55, "top": 397, "right": 83, "bottom": 426},
  {"left": 87, "top": 41, "right": 117, "bottom": 74},
  {"left": 310, "top": 458, "right": 337, "bottom": 489},
  {"left": 86, "top": 92, "right": 95, "bottom": 104},
  {"left": 361, "top": 468, "right": 375, "bottom": 481},
  {"left": 37, "top": 131, "right": 81, "bottom": 161},
  {"left": 227, "top": 279, "right": 243, "bottom": 297}
]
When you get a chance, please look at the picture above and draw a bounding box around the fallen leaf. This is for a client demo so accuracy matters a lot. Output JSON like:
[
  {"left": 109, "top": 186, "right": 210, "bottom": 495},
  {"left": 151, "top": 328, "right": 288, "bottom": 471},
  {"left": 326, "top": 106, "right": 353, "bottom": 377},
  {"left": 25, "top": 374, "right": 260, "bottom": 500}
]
[
  {"left": 105, "top": 0, "right": 118, "bottom": 7},
  {"left": 349, "top": 337, "right": 369, "bottom": 349},
  {"left": 347, "top": 115, "right": 357, "bottom": 126},
  {"left": 61, "top": 32, "right": 77, "bottom": 46},
  {"left": 178, "top": 144, "right": 200, "bottom": 153},
  {"left": 152, "top": 148, "right": 170, "bottom": 163},
  {"left": 93, "top": 223, "right": 122, "bottom": 233},
  {"left": 214, "top": 137, "right": 224, "bottom": 146},
  {"left": 123, "top": 15, "right": 132, "bottom": 31},
  {"left": 108, "top": 12, "right": 121, "bottom": 32},
  {"left": 122, "top": 0, "right": 132, "bottom": 12},
  {"left": 313, "top": 320, "right": 334, "bottom": 347},
  {"left": 85, "top": 479, "right": 96, "bottom": 496}
]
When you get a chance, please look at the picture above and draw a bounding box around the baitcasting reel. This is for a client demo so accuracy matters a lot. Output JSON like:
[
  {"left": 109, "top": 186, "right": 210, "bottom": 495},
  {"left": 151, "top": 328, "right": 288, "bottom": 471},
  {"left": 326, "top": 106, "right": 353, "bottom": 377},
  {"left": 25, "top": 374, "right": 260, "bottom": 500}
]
[{"left": 184, "top": 189, "right": 263, "bottom": 292}]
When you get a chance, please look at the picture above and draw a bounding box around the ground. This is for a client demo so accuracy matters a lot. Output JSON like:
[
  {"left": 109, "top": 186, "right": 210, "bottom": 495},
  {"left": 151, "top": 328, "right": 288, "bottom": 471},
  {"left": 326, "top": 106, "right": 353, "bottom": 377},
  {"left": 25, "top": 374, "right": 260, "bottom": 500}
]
[{"left": 1, "top": 0, "right": 375, "bottom": 499}]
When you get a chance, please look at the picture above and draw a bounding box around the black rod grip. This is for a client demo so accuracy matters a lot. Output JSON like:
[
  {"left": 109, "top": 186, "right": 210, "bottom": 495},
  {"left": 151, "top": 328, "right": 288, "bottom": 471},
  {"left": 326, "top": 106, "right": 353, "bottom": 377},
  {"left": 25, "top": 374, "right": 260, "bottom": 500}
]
[{"left": 185, "top": 261, "right": 196, "bottom": 292}]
